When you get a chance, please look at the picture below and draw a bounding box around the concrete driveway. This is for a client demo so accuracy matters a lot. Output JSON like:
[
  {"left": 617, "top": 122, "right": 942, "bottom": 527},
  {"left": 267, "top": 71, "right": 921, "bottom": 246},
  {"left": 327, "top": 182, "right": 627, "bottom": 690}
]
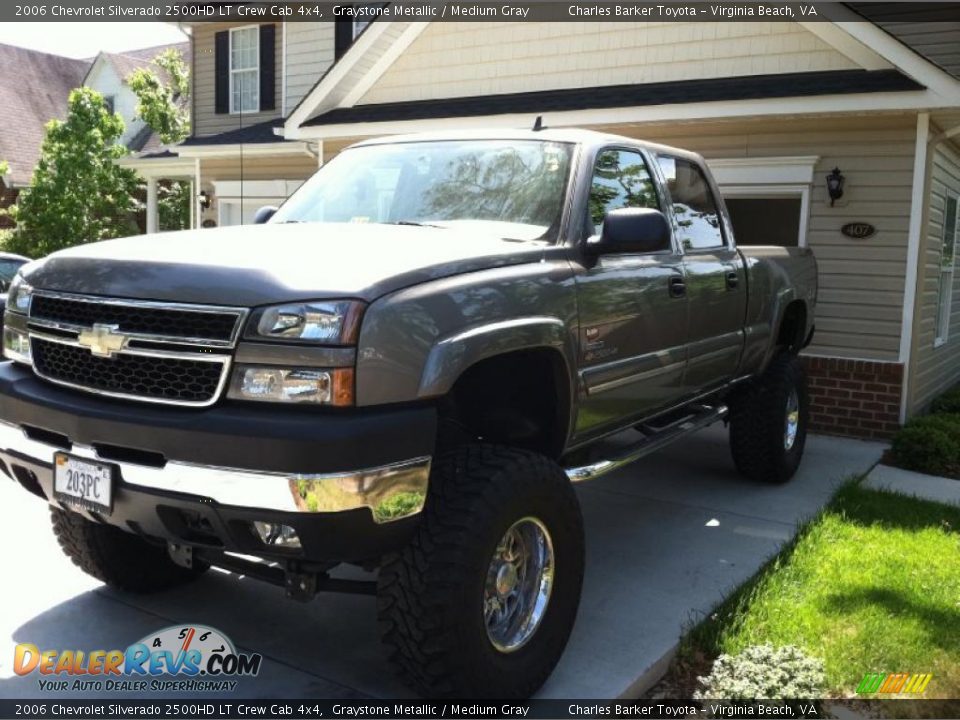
[{"left": 0, "top": 425, "right": 884, "bottom": 699}]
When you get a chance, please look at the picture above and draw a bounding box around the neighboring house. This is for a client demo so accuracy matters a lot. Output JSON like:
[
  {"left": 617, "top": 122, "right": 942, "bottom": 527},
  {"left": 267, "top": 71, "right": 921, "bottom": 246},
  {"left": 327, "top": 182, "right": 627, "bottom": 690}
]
[
  {"left": 0, "top": 44, "right": 88, "bottom": 227},
  {"left": 122, "top": 13, "right": 960, "bottom": 439},
  {"left": 83, "top": 42, "right": 190, "bottom": 152}
]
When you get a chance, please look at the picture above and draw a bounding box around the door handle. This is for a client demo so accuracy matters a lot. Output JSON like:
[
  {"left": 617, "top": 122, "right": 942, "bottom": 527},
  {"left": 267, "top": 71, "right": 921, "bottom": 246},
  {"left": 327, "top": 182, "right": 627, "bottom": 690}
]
[
  {"left": 726, "top": 271, "right": 739, "bottom": 290},
  {"left": 668, "top": 276, "right": 686, "bottom": 298}
]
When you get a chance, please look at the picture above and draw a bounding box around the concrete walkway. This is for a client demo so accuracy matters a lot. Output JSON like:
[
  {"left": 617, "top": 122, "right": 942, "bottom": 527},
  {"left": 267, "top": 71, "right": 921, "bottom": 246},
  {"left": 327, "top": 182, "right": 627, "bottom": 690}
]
[
  {"left": 864, "top": 463, "right": 960, "bottom": 507},
  {"left": 0, "top": 426, "right": 885, "bottom": 700}
]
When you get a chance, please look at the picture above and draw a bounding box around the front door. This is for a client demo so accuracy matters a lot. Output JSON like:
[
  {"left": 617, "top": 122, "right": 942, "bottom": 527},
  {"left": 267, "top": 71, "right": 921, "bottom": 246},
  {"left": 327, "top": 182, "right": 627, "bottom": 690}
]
[
  {"left": 573, "top": 148, "right": 689, "bottom": 442},
  {"left": 655, "top": 154, "right": 746, "bottom": 394}
]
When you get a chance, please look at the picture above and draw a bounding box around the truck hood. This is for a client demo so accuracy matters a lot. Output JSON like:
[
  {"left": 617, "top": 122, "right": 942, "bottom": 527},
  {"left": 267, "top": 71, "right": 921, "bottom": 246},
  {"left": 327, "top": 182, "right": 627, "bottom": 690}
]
[{"left": 21, "top": 223, "right": 554, "bottom": 307}]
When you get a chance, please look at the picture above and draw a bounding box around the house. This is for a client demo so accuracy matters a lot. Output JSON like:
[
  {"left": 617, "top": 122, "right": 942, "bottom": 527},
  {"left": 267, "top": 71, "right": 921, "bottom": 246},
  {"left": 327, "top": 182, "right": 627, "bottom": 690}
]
[
  {"left": 0, "top": 41, "right": 188, "bottom": 230},
  {"left": 124, "top": 13, "right": 960, "bottom": 439},
  {"left": 82, "top": 42, "right": 190, "bottom": 152},
  {"left": 119, "top": 20, "right": 371, "bottom": 230},
  {"left": 0, "top": 45, "right": 88, "bottom": 226}
]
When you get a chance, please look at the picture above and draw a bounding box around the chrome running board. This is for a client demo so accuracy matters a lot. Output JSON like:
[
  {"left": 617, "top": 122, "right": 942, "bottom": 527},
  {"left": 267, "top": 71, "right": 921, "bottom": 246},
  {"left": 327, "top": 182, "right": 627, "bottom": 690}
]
[{"left": 564, "top": 404, "right": 728, "bottom": 483}]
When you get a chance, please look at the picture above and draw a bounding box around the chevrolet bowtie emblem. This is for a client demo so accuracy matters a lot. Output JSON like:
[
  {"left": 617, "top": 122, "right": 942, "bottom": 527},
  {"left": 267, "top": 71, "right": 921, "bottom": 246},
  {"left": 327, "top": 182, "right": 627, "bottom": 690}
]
[{"left": 77, "top": 324, "right": 128, "bottom": 359}]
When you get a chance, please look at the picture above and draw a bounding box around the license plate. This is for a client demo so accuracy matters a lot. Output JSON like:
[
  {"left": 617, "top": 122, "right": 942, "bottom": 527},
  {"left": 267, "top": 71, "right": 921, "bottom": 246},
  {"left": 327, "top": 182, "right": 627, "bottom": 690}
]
[{"left": 54, "top": 453, "right": 113, "bottom": 514}]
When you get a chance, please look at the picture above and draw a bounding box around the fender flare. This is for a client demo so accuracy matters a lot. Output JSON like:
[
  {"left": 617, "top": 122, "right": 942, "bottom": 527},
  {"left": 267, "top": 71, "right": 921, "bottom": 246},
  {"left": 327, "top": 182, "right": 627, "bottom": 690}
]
[{"left": 417, "top": 316, "right": 576, "bottom": 399}]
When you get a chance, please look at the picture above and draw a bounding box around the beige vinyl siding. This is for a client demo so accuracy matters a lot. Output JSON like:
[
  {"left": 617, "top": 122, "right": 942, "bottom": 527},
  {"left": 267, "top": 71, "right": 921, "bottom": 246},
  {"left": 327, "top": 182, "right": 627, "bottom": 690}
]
[
  {"left": 284, "top": 22, "right": 334, "bottom": 113},
  {"left": 908, "top": 141, "right": 960, "bottom": 413},
  {"left": 193, "top": 22, "right": 282, "bottom": 137},
  {"left": 360, "top": 22, "right": 873, "bottom": 105},
  {"left": 603, "top": 115, "right": 916, "bottom": 361},
  {"left": 199, "top": 155, "right": 319, "bottom": 182}
]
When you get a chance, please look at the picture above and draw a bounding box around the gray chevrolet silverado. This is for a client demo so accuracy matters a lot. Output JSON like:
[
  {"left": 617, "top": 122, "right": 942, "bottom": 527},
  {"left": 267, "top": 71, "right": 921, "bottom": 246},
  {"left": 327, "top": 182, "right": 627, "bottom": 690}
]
[{"left": 0, "top": 129, "right": 816, "bottom": 698}]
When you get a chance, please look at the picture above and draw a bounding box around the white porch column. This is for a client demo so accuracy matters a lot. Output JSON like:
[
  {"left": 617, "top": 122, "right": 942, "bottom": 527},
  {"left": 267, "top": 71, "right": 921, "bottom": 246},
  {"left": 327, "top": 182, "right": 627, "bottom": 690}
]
[
  {"left": 194, "top": 158, "right": 203, "bottom": 226},
  {"left": 189, "top": 179, "right": 196, "bottom": 229},
  {"left": 146, "top": 177, "right": 159, "bottom": 234}
]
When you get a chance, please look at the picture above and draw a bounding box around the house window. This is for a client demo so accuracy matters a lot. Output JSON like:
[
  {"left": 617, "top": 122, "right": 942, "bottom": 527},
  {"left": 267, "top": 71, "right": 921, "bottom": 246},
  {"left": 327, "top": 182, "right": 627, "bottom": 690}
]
[
  {"left": 104, "top": 95, "right": 116, "bottom": 114},
  {"left": 657, "top": 155, "right": 725, "bottom": 250},
  {"left": 935, "top": 193, "right": 959, "bottom": 347},
  {"left": 230, "top": 26, "right": 259, "bottom": 114}
]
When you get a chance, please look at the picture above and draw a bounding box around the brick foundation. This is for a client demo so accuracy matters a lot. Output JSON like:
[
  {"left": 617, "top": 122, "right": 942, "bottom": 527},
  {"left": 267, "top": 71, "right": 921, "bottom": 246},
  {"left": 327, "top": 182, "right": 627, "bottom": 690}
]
[{"left": 801, "top": 356, "right": 903, "bottom": 440}]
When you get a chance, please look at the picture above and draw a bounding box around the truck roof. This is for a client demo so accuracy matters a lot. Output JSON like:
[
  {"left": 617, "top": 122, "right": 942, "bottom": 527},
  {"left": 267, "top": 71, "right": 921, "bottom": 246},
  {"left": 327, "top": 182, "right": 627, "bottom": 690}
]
[{"left": 350, "top": 127, "right": 705, "bottom": 163}]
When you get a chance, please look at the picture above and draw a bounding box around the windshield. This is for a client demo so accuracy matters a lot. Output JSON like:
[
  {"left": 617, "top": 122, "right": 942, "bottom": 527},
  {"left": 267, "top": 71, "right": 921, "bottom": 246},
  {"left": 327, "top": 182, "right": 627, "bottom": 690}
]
[{"left": 271, "top": 140, "right": 574, "bottom": 242}]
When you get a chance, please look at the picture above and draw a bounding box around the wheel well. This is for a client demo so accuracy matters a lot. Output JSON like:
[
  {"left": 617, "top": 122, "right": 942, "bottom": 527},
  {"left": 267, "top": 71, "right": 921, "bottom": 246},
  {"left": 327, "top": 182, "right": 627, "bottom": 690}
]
[
  {"left": 438, "top": 348, "right": 570, "bottom": 459},
  {"left": 777, "top": 301, "right": 808, "bottom": 353}
]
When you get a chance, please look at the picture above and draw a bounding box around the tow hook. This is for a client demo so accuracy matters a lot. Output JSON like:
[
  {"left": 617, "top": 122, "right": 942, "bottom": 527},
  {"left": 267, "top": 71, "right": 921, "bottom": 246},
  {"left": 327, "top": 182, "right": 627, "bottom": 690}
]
[
  {"left": 167, "top": 543, "right": 195, "bottom": 569},
  {"left": 285, "top": 569, "right": 318, "bottom": 602}
]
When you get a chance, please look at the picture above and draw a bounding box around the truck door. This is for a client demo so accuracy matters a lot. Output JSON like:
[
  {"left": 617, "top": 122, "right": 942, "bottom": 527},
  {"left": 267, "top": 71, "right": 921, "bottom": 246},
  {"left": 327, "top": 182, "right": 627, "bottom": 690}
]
[
  {"left": 572, "top": 148, "right": 689, "bottom": 441},
  {"left": 655, "top": 154, "right": 747, "bottom": 394}
]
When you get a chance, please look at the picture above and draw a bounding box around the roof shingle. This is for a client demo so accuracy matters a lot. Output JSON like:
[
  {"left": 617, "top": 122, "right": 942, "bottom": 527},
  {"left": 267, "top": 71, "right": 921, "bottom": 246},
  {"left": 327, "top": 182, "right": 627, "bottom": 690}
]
[{"left": 0, "top": 44, "right": 88, "bottom": 186}]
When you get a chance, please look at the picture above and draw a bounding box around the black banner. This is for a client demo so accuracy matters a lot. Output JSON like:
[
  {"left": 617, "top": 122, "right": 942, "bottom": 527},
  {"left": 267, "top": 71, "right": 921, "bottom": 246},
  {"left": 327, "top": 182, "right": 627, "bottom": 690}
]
[
  {"left": 4, "top": 1, "right": 960, "bottom": 23},
  {"left": 3, "top": 700, "right": 960, "bottom": 720}
]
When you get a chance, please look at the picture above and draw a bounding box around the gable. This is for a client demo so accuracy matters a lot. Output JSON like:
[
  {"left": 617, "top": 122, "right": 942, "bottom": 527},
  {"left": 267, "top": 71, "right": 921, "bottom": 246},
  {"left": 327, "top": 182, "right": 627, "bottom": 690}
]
[{"left": 358, "top": 21, "right": 887, "bottom": 106}]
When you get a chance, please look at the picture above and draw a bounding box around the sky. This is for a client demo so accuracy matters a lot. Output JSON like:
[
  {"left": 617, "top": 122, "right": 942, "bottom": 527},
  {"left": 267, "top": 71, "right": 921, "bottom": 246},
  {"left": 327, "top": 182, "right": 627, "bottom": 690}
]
[{"left": 0, "top": 22, "right": 187, "bottom": 58}]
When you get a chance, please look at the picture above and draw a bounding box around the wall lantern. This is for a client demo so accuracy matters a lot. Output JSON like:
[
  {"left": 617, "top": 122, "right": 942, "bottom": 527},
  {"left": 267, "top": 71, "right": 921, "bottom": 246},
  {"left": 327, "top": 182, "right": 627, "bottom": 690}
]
[
  {"left": 197, "top": 189, "right": 212, "bottom": 210},
  {"left": 826, "top": 167, "right": 845, "bottom": 206}
]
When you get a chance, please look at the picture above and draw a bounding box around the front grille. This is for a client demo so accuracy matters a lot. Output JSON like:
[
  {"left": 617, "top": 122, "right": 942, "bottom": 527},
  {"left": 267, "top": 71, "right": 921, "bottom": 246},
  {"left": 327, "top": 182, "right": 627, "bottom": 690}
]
[
  {"left": 32, "top": 338, "right": 225, "bottom": 404},
  {"left": 31, "top": 295, "right": 240, "bottom": 343}
]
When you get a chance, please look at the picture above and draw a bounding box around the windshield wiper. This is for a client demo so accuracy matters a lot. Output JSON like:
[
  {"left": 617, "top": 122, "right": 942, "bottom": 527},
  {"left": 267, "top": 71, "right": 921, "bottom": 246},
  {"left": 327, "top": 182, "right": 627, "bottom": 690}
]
[{"left": 386, "top": 220, "right": 446, "bottom": 228}]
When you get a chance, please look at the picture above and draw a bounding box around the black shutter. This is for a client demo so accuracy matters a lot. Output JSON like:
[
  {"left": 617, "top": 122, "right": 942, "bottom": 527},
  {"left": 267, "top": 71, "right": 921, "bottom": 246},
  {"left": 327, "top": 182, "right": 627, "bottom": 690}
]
[
  {"left": 259, "top": 24, "right": 276, "bottom": 111},
  {"left": 214, "top": 30, "right": 229, "bottom": 114},
  {"left": 335, "top": 12, "right": 354, "bottom": 60}
]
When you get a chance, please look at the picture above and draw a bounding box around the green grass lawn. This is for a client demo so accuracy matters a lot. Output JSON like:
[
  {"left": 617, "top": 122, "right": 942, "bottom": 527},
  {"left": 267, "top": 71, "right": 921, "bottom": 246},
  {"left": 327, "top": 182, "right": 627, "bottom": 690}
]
[{"left": 680, "top": 483, "right": 960, "bottom": 698}]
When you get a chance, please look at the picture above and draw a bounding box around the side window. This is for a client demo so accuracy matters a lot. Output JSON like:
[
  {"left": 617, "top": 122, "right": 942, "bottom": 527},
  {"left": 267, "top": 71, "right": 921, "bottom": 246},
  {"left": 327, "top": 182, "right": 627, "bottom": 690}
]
[
  {"left": 657, "top": 155, "right": 725, "bottom": 251},
  {"left": 588, "top": 149, "right": 659, "bottom": 236}
]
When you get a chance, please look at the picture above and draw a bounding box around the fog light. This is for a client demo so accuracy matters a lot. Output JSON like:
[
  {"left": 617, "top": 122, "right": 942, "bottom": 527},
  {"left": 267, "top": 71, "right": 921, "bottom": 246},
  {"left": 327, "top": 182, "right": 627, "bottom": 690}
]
[
  {"left": 3, "top": 327, "right": 31, "bottom": 364},
  {"left": 252, "top": 521, "right": 301, "bottom": 549}
]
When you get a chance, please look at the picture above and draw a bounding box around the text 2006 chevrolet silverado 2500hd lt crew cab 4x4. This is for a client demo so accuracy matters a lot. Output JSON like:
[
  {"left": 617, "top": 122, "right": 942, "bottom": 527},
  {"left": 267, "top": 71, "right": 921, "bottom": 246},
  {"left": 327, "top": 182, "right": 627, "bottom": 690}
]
[{"left": 0, "top": 129, "right": 816, "bottom": 698}]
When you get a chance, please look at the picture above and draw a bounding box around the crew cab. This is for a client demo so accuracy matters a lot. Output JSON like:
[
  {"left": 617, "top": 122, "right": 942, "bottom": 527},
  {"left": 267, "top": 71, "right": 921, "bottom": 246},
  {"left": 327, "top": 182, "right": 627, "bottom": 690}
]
[{"left": 0, "top": 129, "right": 816, "bottom": 698}]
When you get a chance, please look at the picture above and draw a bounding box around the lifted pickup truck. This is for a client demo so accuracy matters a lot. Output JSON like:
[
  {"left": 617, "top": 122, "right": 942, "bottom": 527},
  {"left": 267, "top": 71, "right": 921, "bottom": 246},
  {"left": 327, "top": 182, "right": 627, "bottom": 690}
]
[{"left": 0, "top": 129, "right": 816, "bottom": 698}]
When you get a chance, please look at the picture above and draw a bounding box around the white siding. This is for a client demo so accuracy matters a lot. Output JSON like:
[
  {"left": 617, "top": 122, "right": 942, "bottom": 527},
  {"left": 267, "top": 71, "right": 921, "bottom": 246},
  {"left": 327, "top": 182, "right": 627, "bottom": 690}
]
[
  {"left": 85, "top": 58, "right": 147, "bottom": 148},
  {"left": 284, "top": 22, "right": 335, "bottom": 113},
  {"left": 909, "top": 141, "right": 960, "bottom": 412},
  {"left": 360, "top": 22, "right": 872, "bottom": 105}
]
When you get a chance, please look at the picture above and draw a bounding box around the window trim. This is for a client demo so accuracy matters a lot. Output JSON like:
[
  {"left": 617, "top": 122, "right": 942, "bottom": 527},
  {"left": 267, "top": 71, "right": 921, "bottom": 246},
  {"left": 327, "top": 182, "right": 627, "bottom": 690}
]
[
  {"left": 934, "top": 192, "right": 959, "bottom": 348},
  {"left": 719, "top": 184, "right": 811, "bottom": 249},
  {"left": 228, "top": 24, "right": 261, "bottom": 115},
  {"left": 585, "top": 145, "right": 673, "bottom": 254},
  {"left": 654, "top": 153, "right": 729, "bottom": 254}
]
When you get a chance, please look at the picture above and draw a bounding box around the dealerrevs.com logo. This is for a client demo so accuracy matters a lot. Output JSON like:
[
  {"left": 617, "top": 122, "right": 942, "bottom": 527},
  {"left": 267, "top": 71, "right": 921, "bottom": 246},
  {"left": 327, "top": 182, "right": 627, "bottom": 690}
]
[{"left": 14, "top": 625, "right": 262, "bottom": 693}]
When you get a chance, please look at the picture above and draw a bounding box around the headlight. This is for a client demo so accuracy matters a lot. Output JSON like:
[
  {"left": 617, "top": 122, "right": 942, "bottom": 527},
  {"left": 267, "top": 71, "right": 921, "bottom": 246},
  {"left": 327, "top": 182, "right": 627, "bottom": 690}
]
[
  {"left": 246, "top": 300, "right": 364, "bottom": 345},
  {"left": 227, "top": 365, "right": 354, "bottom": 405},
  {"left": 6, "top": 275, "right": 32, "bottom": 314},
  {"left": 3, "top": 327, "right": 31, "bottom": 364}
]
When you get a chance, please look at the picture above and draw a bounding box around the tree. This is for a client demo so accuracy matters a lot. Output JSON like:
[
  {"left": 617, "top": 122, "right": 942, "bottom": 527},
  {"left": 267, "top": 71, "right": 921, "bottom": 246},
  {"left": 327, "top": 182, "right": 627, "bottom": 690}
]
[
  {"left": 5, "top": 87, "right": 138, "bottom": 257},
  {"left": 127, "top": 48, "right": 190, "bottom": 145},
  {"left": 128, "top": 48, "right": 191, "bottom": 231}
]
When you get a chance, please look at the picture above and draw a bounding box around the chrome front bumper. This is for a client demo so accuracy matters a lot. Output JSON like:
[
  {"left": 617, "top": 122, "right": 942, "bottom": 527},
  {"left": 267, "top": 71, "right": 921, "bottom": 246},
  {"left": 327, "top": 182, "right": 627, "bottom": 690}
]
[{"left": 0, "top": 420, "right": 430, "bottom": 524}]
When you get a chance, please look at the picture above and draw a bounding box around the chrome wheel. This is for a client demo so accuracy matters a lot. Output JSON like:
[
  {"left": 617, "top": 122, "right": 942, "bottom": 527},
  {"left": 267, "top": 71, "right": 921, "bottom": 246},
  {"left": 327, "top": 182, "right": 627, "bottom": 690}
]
[
  {"left": 483, "top": 517, "right": 555, "bottom": 653},
  {"left": 784, "top": 388, "right": 800, "bottom": 450}
]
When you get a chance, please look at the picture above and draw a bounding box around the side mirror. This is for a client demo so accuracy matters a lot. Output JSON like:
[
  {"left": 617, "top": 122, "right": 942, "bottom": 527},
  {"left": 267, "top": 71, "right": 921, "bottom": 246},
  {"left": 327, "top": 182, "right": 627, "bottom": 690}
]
[
  {"left": 253, "top": 205, "right": 278, "bottom": 225},
  {"left": 587, "top": 207, "right": 672, "bottom": 256}
]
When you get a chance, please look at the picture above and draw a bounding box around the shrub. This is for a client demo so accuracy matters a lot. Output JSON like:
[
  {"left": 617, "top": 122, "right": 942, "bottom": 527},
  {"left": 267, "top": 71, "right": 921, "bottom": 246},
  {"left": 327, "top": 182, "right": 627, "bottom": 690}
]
[
  {"left": 931, "top": 386, "right": 960, "bottom": 415},
  {"left": 695, "top": 644, "right": 825, "bottom": 700},
  {"left": 889, "top": 414, "right": 960, "bottom": 478}
]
